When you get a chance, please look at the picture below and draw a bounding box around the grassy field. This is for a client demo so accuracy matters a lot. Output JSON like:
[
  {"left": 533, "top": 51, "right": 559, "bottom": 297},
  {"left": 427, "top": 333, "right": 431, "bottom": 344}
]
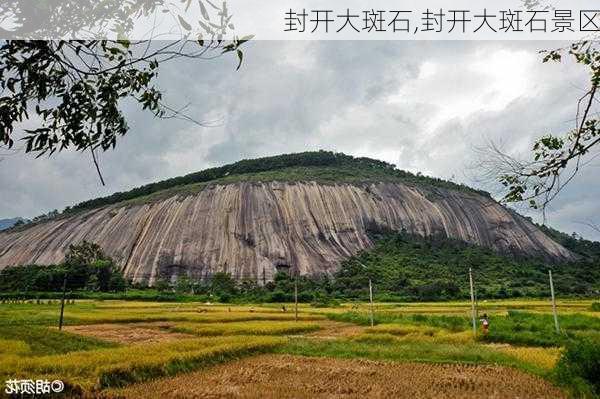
[{"left": 0, "top": 298, "right": 598, "bottom": 398}]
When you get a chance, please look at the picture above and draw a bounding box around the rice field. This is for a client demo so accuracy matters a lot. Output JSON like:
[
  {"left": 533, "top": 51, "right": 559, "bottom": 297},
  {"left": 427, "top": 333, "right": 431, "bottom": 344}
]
[
  {"left": 171, "top": 320, "right": 321, "bottom": 336},
  {"left": 113, "top": 354, "right": 567, "bottom": 399},
  {"left": 0, "top": 298, "right": 597, "bottom": 397},
  {"left": 1, "top": 336, "right": 284, "bottom": 390}
]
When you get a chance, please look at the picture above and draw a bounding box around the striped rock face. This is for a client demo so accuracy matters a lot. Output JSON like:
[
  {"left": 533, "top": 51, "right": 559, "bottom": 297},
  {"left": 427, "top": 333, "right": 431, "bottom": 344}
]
[{"left": 0, "top": 181, "right": 574, "bottom": 285}]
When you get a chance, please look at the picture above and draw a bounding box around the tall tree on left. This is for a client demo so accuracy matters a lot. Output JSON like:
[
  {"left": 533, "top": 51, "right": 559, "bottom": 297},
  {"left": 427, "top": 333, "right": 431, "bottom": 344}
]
[{"left": 0, "top": 1, "right": 250, "bottom": 184}]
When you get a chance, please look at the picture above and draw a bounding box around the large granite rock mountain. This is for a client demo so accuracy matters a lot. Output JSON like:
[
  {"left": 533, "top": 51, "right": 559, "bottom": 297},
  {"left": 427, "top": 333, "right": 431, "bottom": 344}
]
[{"left": 0, "top": 180, "right": 573, "bottom": 285}]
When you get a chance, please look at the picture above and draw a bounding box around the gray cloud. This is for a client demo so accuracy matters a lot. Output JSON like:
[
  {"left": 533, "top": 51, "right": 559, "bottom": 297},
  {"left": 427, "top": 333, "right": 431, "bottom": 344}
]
[{"left": 1, "top": 40, "right": 598, "bottom": 241}]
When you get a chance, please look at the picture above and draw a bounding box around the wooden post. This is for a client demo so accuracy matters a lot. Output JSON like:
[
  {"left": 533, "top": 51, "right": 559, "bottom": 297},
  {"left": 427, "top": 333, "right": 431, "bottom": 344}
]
[
  {"left": 474, "top": 289, "right": 479, "bottom": 321},
  {"left": 368, "top": 278, "right": 374, "bottom": 327},
  {"left": 294, "top": 275, "right": 298, "bottom": 322},
  {"left": 58, "top": 274, "right": 67, "bottom": 331},
  {"left": 262, "top": 268, "right": 266, "bottom": 286},
  {"left": 469, "top": 268, "right": 477, "bottom": 336},
  {"left": 549, "top": 270, "right": 560, "bottom": 333}
]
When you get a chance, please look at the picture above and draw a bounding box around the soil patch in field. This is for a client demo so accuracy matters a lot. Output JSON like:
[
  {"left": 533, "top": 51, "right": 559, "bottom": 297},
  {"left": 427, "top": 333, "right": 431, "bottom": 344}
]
[
  {"left": 304, "top": 321, "right": 365, "bottom": 339},
  {"left": 64, "top": 323, "right": 193, "bottom": 344},
  {"left": 115, "top": 354, "right": 566, "bottom": 398}
]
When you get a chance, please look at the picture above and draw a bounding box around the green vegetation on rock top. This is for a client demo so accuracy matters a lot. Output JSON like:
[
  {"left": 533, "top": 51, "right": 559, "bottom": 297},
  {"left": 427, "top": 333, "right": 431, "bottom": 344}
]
[{"left": 63, "top": 150, "right": 489, "bottom": 213}]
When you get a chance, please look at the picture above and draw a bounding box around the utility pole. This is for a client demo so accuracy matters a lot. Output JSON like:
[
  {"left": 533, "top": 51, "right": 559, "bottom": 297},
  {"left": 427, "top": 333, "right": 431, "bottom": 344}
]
[
  {"left": 357, "top": 261, "right": 375, "bottom": 327},
  {"left": 549, "top": 270, "right": 560, "bottom": 333},
  {"left": 368, "top": 278, "right": 374, "bottom": 327},
  {"left": 58, "top": 274, "right": 67, "bottom": 331},
  {"left": 294, "top": 274, "right": 298, "bottom": 322},
  {"left": 474, "top": 290, "right": 479, "bottom": 320},
  {"left": 469, "top": 268, "right": 477, "bottom": 336}
]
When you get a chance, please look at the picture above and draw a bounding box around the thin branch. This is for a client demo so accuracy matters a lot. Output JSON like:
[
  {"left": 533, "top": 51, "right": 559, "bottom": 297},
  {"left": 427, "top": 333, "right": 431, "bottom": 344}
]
[
  {"left": 575, "top": 220, "right": 600, "bottom": 234},
  {"left": 90, "top": 145, "right": 106, "bottom": 186}
]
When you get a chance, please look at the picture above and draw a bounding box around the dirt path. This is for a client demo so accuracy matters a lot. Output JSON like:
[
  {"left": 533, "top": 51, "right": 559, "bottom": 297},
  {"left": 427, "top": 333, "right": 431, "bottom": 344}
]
[
  {"left": 114, "top": 354, "right": 566, "bottom": 399},
  {"left": 64, "top": 323, "right": 193, "bottom": 344}
]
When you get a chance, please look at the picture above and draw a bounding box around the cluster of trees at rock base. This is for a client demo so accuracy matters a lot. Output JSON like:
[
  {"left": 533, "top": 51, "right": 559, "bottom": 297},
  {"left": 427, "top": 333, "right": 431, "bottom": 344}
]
[
  {"left": 2, "top": 232, "right": 598, "bottom": 303},
  {"left": 0, "top": 241, "right": 126, "bottom": 293},
  {"left": 181, "top": 231, "right": 599, "bottom": 303},
  {"left": 334, "top": 232, "right": 600, "bottom": 301}
]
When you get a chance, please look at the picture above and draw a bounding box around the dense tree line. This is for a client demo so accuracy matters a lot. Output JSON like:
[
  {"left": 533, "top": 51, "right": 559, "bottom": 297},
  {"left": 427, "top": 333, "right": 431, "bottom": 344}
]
[
  {"left": 537, "top": 223, "right": 600, "bottom": 260},
  {"left": 334, "top": 233, "right": 600, "bottom": 301},
  {"left": 3, "top": 233, "right": 597, "bottom": 302},
  {"left": 144, "top": 232, "right": 600, "bottom": 302},
  {"left": 146, "top": 271, "right": 336, "bottom": 305},
  {"left": 0, "top": 241, "right": 126, "bottom": 293}
]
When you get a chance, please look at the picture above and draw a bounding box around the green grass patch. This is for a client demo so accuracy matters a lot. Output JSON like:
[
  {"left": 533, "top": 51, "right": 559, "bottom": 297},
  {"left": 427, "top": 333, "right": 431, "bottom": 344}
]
[
  {"left": 328, "top": 311, "right": 469, "bottom": 332},
  {"left": 0, "top": 324, "right": 117, "bottom": 356},
  {"left": 482, "top": 311, "right": 600, "bottom": 347},
  {"left": 0, "top": 302, "right": 325, "bottom": 327},
  {"left": 330, "top": 310, "right": 600, "bottom": 347}
]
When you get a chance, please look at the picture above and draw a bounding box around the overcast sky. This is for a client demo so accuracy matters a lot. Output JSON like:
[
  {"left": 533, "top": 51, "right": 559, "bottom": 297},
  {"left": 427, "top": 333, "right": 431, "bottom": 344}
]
[{"left": 1, "top": 40, "right": 599, "bottom": 240}]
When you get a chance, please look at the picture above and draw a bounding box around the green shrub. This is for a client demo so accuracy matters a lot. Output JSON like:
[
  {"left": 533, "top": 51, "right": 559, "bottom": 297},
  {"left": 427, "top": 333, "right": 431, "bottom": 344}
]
[
  {"left": 328, "top": 311, "right": 469, "bottom": 331},
  {"left": 555, "top": 337, "right": 600, "bottom": 397},
  {"left": 591, "top": 302, "right": 600, "bottom": 312},
  {"left": 269, "top": 290, "right": 290, "bottom": 303},
  {"left": 311, "top": 293, "right": 341, "bottom": 308}
]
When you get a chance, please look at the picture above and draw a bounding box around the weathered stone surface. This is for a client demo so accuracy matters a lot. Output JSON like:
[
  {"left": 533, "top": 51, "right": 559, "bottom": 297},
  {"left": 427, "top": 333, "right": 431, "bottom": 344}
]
[{"left": 0, "top": 182, "right": 573, "bottom": 284}]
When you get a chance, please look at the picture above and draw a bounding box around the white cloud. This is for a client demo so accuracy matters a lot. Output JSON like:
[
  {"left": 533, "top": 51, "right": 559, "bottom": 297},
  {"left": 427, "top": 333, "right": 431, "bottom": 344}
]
[{"left": 387, "top": 45, "right": 540, "bottom": 136}]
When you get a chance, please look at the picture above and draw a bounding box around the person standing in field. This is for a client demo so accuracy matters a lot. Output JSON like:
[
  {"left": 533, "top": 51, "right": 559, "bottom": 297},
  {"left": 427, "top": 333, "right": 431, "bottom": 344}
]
[{"left": 481, "top": 313, "right": 489, "bottom": 335}]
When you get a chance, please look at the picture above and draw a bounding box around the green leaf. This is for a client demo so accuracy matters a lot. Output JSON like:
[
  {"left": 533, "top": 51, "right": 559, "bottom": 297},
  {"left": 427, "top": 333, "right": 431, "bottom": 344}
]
[
  {"left": 237, "top": 35, "right": 254, "bottom": 46},
  {"left": 236, "top": 49, "right": 243, "bottom": 70},
  {"left": 178, "top": 15, "right": 192, "bottom": 31},
  {"left": 198, "top": 0, "right": 210, "bottom": 20}
]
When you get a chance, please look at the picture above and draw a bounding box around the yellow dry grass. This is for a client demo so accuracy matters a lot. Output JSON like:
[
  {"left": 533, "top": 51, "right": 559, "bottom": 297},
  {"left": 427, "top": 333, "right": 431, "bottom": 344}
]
[
  {"left": 0, "top": 339, "right": 29, "bottom": 355},
  {"left": 365, "top": 324, "right": 473, "bottom": 344},
  {"left": 1, "top": 298, "right": 590, "bottom": 397},
  {"left": 489, "top": 345, "right": 562, "bottom": 371},
  {"left": 172, "top": 320, "right": 320, "bottom": 336},
  {"left": 0, "top": 336, "right": 285, "bottom": 390},
  {"left": 67, "top": 310, "right": 324, "bottom": 325},
  {"left": 113, "top": 354, "right": 567, "bottom": 399},
  {"left": 306, "top": 321, "right": 365, "bottom": 339},
  {"left": 62, "top": 323, "right": 194, "bottom": 344}
]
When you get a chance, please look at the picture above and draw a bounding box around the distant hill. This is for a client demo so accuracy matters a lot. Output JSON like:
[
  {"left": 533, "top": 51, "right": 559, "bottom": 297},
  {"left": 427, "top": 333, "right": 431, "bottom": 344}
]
[{"left": 0, "top": 218, "right": 24, "bottom": 231}]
